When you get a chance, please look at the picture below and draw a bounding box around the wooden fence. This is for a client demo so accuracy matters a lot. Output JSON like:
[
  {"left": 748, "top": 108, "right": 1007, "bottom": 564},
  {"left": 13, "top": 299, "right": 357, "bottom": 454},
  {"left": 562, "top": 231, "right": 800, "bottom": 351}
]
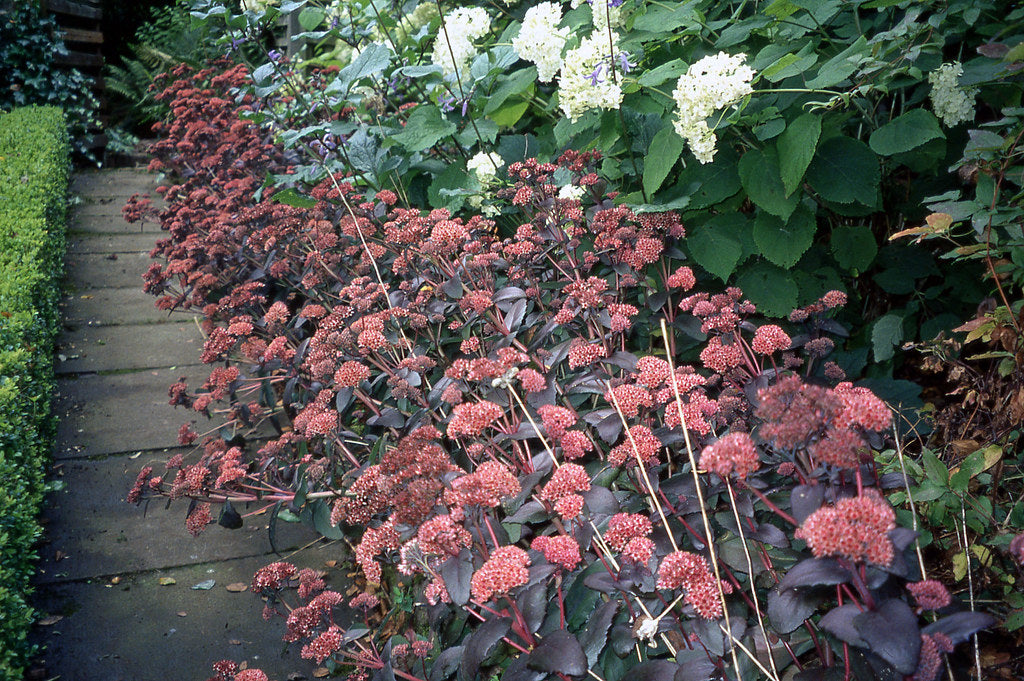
[{"left": 45, "top": 0, "right": 106, "bottom": 151}]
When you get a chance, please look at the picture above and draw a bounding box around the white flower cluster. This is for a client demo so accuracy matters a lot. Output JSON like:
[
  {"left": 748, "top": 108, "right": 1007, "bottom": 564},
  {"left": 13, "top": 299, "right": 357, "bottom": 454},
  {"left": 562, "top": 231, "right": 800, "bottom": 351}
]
[
  {"left": 467, "top": 151, "right": 504, "bottom": 184},
  {"left": 512, "top": 2, "right": 569, "bottom": 83},
  {"left": 672, "top": 52, "right": 755, "bottom": 164},
  {"left": 431, "top": 7, "right": 491, "bottom": 80},
  {"left": 558, "top": 184, "right": 586, "bottom": 200},
  {"left": 928, "top": 62, "right": 978, "bottom": 127},
  {"left": 558, "top": 31, "right": 624, "bottom": 122}
]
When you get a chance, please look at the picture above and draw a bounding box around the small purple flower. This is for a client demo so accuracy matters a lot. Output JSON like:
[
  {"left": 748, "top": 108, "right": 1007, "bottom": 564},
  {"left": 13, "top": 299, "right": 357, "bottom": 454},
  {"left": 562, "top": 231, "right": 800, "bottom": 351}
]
[
  {"left": 229, "top": 37, "right": 246, "bottom": 51},
  {"left": 461, "top": 98, "right": 470, "bottom": 117},
  {"left": 268, "top": 49, "right": 282, "bottom": 62},
  {"left": 586, "top": 64, "right": 604, "bottom": 86},
  {"left": 438, "top": 94, "right": 456, "bottom": 113},
  {"left": 618, "top": 52, "right": 635, "bottom": 74},
  {"left": 329, "top": 16, "right": 340, "bottom": 29}
]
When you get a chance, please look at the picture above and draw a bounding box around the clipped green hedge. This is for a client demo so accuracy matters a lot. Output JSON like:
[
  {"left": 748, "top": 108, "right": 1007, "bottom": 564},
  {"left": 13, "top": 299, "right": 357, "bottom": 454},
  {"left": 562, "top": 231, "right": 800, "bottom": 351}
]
[{"left": 0, "top": 106, "right": 69, "bottom": 681}]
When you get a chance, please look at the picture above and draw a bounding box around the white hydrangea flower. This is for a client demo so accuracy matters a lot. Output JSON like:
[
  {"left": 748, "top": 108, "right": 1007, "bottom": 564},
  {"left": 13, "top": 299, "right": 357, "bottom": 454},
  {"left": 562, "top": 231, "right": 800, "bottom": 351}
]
[
  {"left": 467, "top": 151, "right": 504, "bottom": 184},
  {"left": 431, "top": 7, "right": 491, "bottom": 79},
  {"left": 241, "top": 0, "right": 277, "bottom": 12},
  {"left": 558, "top": 184, "right": 586, "bottom": 200},
  {"left": 928, "top": 62, "right": 978, "bottom": 127},
  {"left": 558, "top": 31, "right": 624, "bottom": 122},
  {"left": 672, "top": 52, "right": 755, "bottom": 164},
  {"left": 512, "top": 2, "right": 569, "bottom": 83}
]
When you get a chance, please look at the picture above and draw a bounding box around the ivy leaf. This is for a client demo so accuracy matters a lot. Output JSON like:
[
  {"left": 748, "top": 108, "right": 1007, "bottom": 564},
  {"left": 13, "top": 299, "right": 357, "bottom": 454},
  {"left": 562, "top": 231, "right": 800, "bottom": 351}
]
[
  {"left": 739, "top": 147, "right": 799, "bottom": 219},
  {"left": 830, "top": 225, "right": 877, "bottom": 272},
  {"left": 527, "top": 630, "right": 587, "bottom": 676},
  {"left": 643, "top": 125, "right": 685, "bottom": 197},
  {"left": 687, "top": 215, "right": 744, "bottom": 282},
  {"left": 753, "top": 203, "right": 816, "bottom": 268},
  {"left": 869, "top": 109, "right": 944, "bottom": 156},
  {"left": 735, "top": 262, "right": 798, "bottom": 317},
  {"left": 778, "top": 113, "right": 821, "bottom": 196},
  {"left": 392, "top": 105, "right": 456, "bottom": 152},
  {"left": 806, "top": 136, "right": 879, "bottom": 206}
]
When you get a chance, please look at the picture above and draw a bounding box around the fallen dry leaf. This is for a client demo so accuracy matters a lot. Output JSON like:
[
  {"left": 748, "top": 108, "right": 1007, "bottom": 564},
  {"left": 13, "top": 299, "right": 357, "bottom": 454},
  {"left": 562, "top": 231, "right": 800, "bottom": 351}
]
[
  {"left": 158, "top": 577, "right": 176, "bottom": 586},
  {"left": 229, "top": 639, "right": 242, "bottom": 646},
  {"left": 110, "top": 576, "right": 121, "bottom": 585},
  {"left": 176, "top": 611, "right": 187, "bottom": 617},
  {"left": 313, "top": 668, "right": 330, "bottom": 678},
  {"left": 37, "top": 615, "right": 63, "bottom": 626},
  {"left": 225, "top": 582, "right": 248, "bottom": 592},
  {"left": 324, "top": 560, "right": 338, "bottom": 568}
]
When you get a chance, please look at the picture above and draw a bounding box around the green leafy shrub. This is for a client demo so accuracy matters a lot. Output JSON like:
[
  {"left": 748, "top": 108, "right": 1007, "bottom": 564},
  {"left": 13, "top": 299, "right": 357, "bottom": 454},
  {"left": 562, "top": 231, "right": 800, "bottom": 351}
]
[{"left": 0, "top": 105, "right": 70, "bottom": 681}]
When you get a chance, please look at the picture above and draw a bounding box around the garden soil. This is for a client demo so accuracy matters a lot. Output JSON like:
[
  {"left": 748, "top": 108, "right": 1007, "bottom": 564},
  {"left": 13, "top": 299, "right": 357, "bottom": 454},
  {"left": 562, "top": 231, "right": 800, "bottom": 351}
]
[{"left": 28, "top": 168, "right": 344, "bottom": 681}]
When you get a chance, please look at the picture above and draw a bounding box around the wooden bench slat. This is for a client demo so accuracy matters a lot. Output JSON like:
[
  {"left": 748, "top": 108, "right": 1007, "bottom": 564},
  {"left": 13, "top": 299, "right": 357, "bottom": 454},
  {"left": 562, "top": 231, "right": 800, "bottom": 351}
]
[
  {"left": 54, "top": 50, "right": 103, "bottom": 68},
  {"left": 46, "top": 0, "right": 102, "bottom": 20},
  {"left": 60, "top": 28, "right": 104, "bottom": 44}
]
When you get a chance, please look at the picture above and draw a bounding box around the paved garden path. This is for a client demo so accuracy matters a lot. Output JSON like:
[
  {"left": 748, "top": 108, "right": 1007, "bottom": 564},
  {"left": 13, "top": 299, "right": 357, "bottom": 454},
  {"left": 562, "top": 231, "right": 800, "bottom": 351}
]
[{"left": 29, "top": 168, "right": 332, "bottom": 681}]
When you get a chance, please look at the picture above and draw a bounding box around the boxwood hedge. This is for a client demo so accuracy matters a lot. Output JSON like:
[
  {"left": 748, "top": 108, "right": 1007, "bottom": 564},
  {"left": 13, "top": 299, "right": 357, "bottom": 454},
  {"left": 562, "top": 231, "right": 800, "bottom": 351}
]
[{"left": 0, "top": 105, "right": 69, "bottom": 680}]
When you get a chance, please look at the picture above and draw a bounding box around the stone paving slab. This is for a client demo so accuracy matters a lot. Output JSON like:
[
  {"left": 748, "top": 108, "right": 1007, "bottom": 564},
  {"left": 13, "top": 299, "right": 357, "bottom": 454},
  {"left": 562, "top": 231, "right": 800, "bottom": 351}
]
[
  {"left": 57, "top": 321, "right": 203, "bottom": 374},
  {"left": 71, "top": 168, "right": 161, "bottom": 195},
  {"left": 60, "top": 287, "right": 193, "bottom": 326},
  {"left": 54, "top": 366, "right": 211, "bottom": 459},
  {"left": 63, "top": 251, "right": 154, "bottom": 290},
  {"left": 66, "top": 232, "right": 160, "bottom": 254},
  {"left": 36, "top": 451, "right": 320, "bottom": 584},
  {"left": 30, "top": 549, "right": 343, "bottom": 681},
  {"left": 69, "top": 210, "right": 165, "bottom": 233}
]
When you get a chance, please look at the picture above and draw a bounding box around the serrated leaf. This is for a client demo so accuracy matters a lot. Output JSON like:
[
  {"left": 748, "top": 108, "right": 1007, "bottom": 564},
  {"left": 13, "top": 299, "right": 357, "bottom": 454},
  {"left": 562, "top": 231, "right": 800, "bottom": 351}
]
[
  {"left": 778, "top": 113, "right": 821, "bottom": 196},
  {"left": 739, "top": 148, "right": 799, "bottom": 219},
  {"left": 329, "top": 42, "right": 393, "bottom": 96},
  {"left": 869, "top": 109, "right": 944, "bottom": 156},
  {"left": 830, "top": 225, "right": 877, "bottom": 271},
  {"left": 807, "top": 136, "right": 879, "bottom": 206},
  {"left": 870, "top": 313, "right": 904, "bottom": 362},
  {"left": 687, "top": 216, "right": 744, "bottom": 281},
  {"left": 483, "top": 67, "right": 538, "bottom": 116},
  {"left": 527, "top": 630, "right": 587, "bottom": 676},
  {"left": 735, "top": 262, "right": 799, "bottom": 317},
  {"left": 579, "top": 600, "right": 618, "bottom": 667},
  {"left": 753, "top": 204, "right": 816, "bottom": 268},
  {"left": 805, "top": 36, "right": 869, "bottom": 89},
  {"left": 392, "top": 105, "right": 456, "bottom": 152},
  {"left": 643, "top": 125, "right": 685, "bottom": 197}
]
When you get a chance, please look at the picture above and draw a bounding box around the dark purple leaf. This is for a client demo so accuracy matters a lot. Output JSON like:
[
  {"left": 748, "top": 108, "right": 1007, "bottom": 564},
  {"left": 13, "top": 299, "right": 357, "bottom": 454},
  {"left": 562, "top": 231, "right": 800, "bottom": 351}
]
[
  {"left": 692, "top": 617, "right": 724, "bottom": 657},
  {"left": 889, "top": 526, "right": 917, "bottom": 551},
  {"left": 368, "top": 408, "right": 405, "bottom": 428},
  {"left": 505, "top": 299, "right": 528, "bottom": 333},
  {"left": 595, "top": 412, "right": 623, "bottom": 444},
  {"left": 768, "top": 587, "right": 818, "bottom": 633},
  {"left": 459, "top": 617, "right": 511, "bottom": 681},
  {"left": 674, "top": 659, "right": 717, "bottom": 681},
  {"left": 791, "top": 484, "right": 824, "bottom": 523},
  {"left": 493, "top": 285, "right": 527, "bottom": 306},
  {"left": 429, "top": 646, "right": 463, "bottom": 681},
  {"left": 779, "top": 558, "right": 851, "bottom": 591},
  {"left": 854, "top": 599, "right": 920, "bottom": 674},
  {"left": 582, "top": 486, "right": 619, "bottom": 515},
  {"left": 750, "top": 522, "right": 789, "bottom": 548},
  {"left": 527, "top": 629, "right": 587, "bottom": 676},
  {"left": 584, "top": 570, "right": 627, "bottom": 594},
  {"left": 442, "top": 273, "right": 463, "bottom": 298},
  {"left": 528, "top": 563, "right": 558, "bottom": 584},
  {"left": 922, "top": 611, "right": 996, "bottom": 644},
  {"left": 218, "top": 500, "right": 243, "bottom": 529},
  {"left": 516, "top": 581, "right": 548, "bottom": 634},
  {"left": 580, "top": 599, "right": 619, "bottom": 667},
  {"left": 978, "top": 43, "right": 1010, "bottom": 58},
  {"left": 506, "top": 500, "right": 546, "bottom": 524},
  {"left": 441, "top": 549, "right": 473, "bottom": 606},
  {"left": 820, "top": 603, "right": 866, "bottom": 647},
  {"left": 878, "top": 472, "right": 910, "bottom": 489},
  {"left": 509, "top": 422, "right": 540, "bottom": 440},
  {"left": 574, "top": 521, "right": 594, "bottom": 552},
  {"left": 609, "top": 623, "right": 635, "bottom": 656},
  {"left": 602, "top": 351, "right": 638, "bottom": 370},
  {"left": 624, "top": 660, "right": 677, "bottom": 681},
  {"left": 502, "top": 653, "right": 546, "bottom": 681}
]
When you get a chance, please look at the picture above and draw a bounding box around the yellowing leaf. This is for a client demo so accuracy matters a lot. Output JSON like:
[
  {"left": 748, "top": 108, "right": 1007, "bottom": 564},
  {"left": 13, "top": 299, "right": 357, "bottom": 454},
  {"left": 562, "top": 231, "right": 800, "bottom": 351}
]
[
  {"left": 972, "top": 544, "right": 994, "bottom": 567},
  {"left": 225, "top": 582, "right": 248, "bottom": 592},
  {"left": 158, "top": 577, "right": 176, "bottom": 586},
  {"left": 952, "top": 552, "right": 969, "bottom": 581}
]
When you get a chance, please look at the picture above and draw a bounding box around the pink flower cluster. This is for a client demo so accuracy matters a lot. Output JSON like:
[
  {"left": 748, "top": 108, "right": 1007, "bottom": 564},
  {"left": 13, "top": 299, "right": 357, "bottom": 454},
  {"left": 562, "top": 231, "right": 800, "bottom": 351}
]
[
  {"left": 794, "top": 490, "right": 896, "bottom": 566},
  {"left": 470, "top": 545, "right": 531, "bottom": 601},
  {"left": 656, "top": 551, "right": 724, "bottom": 620}
]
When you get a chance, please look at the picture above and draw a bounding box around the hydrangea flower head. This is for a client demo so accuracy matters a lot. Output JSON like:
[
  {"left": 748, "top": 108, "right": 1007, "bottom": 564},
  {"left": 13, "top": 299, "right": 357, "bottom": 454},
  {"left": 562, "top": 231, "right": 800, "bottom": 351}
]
[
  {"left": 467, "top": 151, "right": 503, "bottom": 185},
  {"left": 558, "top": 31, "right": 625, "bottom": 122},
  {"left": 928, "top": 62, "right": 977, "bottom": 127},
  {"left": 432, "top": 7, "right": 491, "bottom": 79},
  {"left": 672, "top": 52, "right": 755, "bottom": 163},
  {"left": 512, "top": 2, "right": 569, "bottom": 82}
]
